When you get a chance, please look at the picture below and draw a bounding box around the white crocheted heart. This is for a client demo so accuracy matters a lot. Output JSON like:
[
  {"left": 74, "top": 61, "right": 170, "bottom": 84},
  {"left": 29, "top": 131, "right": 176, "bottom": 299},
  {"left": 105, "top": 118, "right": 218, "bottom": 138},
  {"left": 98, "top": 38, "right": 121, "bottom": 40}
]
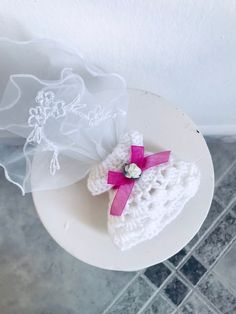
[{"left": 87, "top": 131, "right": 200, "bottom": 251}]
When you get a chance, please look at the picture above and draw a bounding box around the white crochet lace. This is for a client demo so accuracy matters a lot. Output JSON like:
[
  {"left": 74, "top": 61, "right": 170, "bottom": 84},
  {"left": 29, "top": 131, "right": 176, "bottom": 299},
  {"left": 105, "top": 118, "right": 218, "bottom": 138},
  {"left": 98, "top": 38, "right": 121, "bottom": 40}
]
[{"left": 88, "top": 131, "right": 201, "bottom": 251}]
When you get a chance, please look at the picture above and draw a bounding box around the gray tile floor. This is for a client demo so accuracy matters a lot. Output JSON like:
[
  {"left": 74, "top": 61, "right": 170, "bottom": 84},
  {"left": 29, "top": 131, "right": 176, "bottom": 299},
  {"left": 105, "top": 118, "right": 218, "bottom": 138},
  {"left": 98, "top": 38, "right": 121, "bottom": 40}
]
[{"left": 0, "top": 136, "right": 236, "bottom": 314}]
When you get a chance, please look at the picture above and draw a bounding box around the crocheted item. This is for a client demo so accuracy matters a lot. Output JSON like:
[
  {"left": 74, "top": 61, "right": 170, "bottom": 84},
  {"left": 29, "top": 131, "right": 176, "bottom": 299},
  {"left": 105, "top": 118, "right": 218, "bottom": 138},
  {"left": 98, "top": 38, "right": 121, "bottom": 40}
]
[{"left": 88, "top": 131, "right": 201, "bottom": 251}]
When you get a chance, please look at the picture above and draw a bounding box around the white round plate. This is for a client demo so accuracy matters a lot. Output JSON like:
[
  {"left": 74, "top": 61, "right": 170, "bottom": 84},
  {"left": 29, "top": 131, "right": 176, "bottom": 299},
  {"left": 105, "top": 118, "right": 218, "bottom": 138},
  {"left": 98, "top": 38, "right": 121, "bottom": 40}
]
[{"left": 32, "top": 90, "right": 214, "bottom": 271}]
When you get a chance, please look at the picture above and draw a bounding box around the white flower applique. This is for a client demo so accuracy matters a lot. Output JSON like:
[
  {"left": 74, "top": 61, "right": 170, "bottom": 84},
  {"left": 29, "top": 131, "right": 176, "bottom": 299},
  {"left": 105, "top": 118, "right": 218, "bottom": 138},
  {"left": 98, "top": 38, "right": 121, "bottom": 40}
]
[
  {"left": 27, "top": 90, "right": 126, "bottom": 175},
  {"left": 27, "top": 90, "right": 86, "bottom": 175},
  {"left": 79, "top": 105, "right": 126, "bottom": 127},
  {"left": 28, "top": 106, "right": 47, "bottom": 144}
]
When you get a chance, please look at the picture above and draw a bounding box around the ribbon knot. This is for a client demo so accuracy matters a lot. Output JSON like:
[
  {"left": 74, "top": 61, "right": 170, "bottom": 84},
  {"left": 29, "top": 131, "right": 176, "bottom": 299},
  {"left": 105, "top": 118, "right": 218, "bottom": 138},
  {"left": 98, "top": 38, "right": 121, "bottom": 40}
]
[{"left": 107, "top": 146, "right": 171, "bottom": 216}]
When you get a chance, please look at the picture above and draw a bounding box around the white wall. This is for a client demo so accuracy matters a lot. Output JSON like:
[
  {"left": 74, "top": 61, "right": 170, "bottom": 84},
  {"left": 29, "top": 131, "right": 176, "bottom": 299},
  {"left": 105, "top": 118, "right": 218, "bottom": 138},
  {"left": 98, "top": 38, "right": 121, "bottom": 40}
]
[{"left": 0, "top": 0, "right": 236, "bottom": 134}]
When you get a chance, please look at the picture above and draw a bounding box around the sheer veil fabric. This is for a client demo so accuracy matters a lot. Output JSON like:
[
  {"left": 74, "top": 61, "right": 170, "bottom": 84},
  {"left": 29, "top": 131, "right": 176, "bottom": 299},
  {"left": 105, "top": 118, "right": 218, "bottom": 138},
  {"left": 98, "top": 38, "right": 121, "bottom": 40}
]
[{"left": 0, "top": 39, "right": 128, "bottom": 194}]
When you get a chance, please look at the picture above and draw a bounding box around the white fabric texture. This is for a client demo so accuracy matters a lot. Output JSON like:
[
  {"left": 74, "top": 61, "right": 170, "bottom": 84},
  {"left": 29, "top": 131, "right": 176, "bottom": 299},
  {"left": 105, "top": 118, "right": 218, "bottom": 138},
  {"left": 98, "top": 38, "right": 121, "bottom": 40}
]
[
  {"left": 88, "top": 131, "right": 201, "bottom": 250},
  {"left": 0, "top": 38, "right": 127, "bottom": 193}
]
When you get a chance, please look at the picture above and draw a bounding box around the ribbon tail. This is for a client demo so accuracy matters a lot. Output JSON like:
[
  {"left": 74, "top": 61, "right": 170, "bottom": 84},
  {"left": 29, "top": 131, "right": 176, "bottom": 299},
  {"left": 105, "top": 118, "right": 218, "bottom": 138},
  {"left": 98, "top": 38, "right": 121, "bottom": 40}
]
[
  {"left": 108, "top": 171, "right": 130, "bottom": 186},
  {"left": 110, "top": 181, "right": 135, "bottom": 216},
  {"left": 143, "top": 151, "right": 171, "bottom": 171}
]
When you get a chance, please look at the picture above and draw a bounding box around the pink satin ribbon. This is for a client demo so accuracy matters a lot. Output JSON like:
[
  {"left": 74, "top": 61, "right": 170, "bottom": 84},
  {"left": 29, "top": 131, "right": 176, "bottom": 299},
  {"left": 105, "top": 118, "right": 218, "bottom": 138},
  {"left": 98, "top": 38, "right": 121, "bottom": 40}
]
[{"left": 107, "top": 146, "right": 171, "bottom": 216}]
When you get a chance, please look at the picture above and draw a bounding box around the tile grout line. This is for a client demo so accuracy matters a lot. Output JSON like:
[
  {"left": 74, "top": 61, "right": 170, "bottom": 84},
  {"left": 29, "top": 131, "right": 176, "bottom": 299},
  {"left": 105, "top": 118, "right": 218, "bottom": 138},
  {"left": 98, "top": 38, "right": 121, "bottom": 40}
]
[
  {"left": 214, "top": 159, "right": 236, "bottom": 187},
  {"left": 186, "top": 237, "right": 236, "bottom": 313},
  {"left": 212, "top": 269, "right": 236, "bottom": 298},
  {"left": 202, "top": 230, "right": 236, "bottom": 297},
  {"left": 172, "top": 289, "right": 218, "bottom": 314},
  {"left": 188, "top": 290, "right": 221, "bottom": 314},
  {"left": 169, "top": 269, "right": 222, "bottom": 314},
  {"left": 139, "top": 199, "right": 236, "bottom": 313},
  {"left": 168, "top": 215, "right": 236, "bottom": 313},
  {"left": 227, "top": 194, "right": 236, "bottom": 211},
  {"left": 189, "top": 198, "right": 234, "bottom": 262},
  {"left": 215, "top": 193, "right": 236, "bottom": 211},
  {"left": 137, "top": 271, "right": 177, "bottom": 314},
  {"left": 191, "top": 210, "right": 236, "bottom": 272},
  {"left": 165, "top": 260, "right": 179, "bottom": 272},
  {"left": 139, "top": 268, "right": 195, "bottom": 313},
  {"left": 192, "top": 236, "right": 236, "bottom": 277},
  {"left": 214, "top": 195, "right": 225, "bottom": 208},
  {"left": 139, "top": 273, "right": 160, "bottom": 291},
  {"left": 102, "top": 272, "right": 141, "bottom": 314},
  {"left": 160, "top": 292, "right": 177, "bottom": 312},
  {"left": 140, "top": 204, "right": 236, "bottom": 313},
  {"left": 174, "top": 268, "right": 222, "bottom": 314},
  {"left": 163, "top": 197, "right": 234, "bottom": 272}
]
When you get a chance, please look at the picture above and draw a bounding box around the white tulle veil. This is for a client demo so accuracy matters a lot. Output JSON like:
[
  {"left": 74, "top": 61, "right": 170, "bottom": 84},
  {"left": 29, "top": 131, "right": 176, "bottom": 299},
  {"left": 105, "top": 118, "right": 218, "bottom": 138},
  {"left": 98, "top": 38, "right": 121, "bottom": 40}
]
[{"left": 0, "top": 38, "right": 128, "bottom": 194}]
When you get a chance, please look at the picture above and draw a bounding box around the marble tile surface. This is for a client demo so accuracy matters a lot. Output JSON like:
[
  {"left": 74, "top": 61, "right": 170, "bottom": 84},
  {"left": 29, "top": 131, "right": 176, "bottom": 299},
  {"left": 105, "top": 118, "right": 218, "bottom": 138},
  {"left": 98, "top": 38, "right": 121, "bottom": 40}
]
[
  {"left": 205, "top": 136, "right": 236, "bottom": 182},
  {"left": 142, "top": 294, "right": 175, "bottom": 314},
  {"left": 168, "top": 248, "right": 186, "bottom": 267},
  {"left": 186, "top": 199, "right": 224, "bottom": 250},
  {"left": 197, "top": 199, "right": 224, "bottom": 237},
  {"left": 195, "top": 212, "right": 236, "bottom": 267},
  {"left": 180, "top": 256, "right": 207, "bottom": 285},
  {"left": 199, "top": 273, "right": 236, "bottom": 314},
  {"left": 215, "top": 161, "right": 236, "bottom": 207},
  {"left": 179, "top": 292, "right": 214, "bottom": 314},
  {"left": 163, "top": 276, "right": 190, "bottom": 306},
  {"left": 0, "top": 171, "right": 135, "bottom": 314},
  {"left": 106, "top": 276, "right": 155, "bottom": 314},
  {"left": 231, "top": 202, "right": 236, "bottom": 216},
  {"left": 144, "top": 263, "right": 171, "bottom": 288},
  {"left": 214, "top": 241, "right": 236, "bottom": 295}
]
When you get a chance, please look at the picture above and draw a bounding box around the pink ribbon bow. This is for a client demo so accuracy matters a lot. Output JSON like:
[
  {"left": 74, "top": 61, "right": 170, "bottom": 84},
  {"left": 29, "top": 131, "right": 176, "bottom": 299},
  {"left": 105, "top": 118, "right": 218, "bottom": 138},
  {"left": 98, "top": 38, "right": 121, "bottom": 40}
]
[{"left": 107, "top": 146, "right": 171, "bottom": 216}]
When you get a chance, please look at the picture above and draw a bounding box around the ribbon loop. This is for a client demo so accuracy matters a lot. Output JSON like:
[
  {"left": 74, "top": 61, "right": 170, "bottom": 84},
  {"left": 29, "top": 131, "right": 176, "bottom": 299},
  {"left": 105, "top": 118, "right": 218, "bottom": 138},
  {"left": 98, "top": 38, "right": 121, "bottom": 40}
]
[{"left": 130, "top": 145, "right": 144, "bottom": 167}]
